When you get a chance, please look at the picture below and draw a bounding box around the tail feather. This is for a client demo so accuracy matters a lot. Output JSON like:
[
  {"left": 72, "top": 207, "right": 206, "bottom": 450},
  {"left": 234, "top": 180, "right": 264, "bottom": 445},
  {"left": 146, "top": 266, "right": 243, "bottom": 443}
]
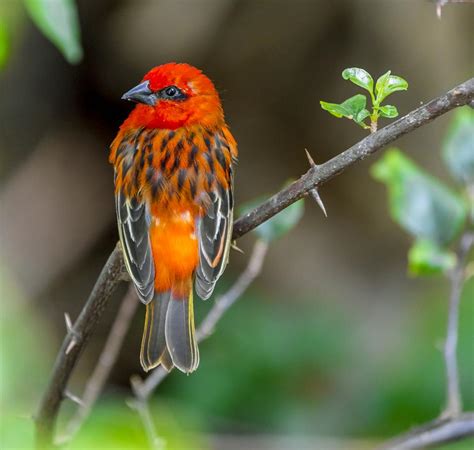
[
  {"left": 160, "top": 348, "right": 174, "bottom": 372},
  {"left": 140, "top": 291, "right": 170, "bottom": 372},
  {"left": 140, "top": 286, "right": 199, "bottom": 374}
]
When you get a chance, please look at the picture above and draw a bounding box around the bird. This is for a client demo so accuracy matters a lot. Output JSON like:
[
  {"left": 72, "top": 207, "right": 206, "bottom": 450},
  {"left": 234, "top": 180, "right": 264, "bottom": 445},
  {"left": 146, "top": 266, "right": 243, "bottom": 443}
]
[{"left": 109, "top": 63, "right": 237, "bottom": 374}]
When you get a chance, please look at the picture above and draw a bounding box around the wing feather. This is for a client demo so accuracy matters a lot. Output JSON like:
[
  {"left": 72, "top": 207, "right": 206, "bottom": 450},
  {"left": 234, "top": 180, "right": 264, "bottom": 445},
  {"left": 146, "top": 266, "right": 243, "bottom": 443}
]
[
  {"left": 195, "top": 181, "right": 233, "bottom": 300},
  {"left": 116, "top": 189, "right": 155, "bottom": 304}
]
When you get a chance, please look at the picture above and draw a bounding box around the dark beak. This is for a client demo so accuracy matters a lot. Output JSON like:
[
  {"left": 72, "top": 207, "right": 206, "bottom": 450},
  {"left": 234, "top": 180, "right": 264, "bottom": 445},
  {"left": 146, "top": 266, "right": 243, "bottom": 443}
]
[{"left": 121, "top": 80, "right": 156, "bottom": 106}]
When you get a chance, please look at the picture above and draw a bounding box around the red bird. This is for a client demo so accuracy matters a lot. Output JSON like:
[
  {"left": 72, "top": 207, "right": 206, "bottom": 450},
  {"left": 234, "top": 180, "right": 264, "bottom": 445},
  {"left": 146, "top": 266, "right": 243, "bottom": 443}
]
[{"left": 109, "top": 63, "right": 237, "bottom": 373}]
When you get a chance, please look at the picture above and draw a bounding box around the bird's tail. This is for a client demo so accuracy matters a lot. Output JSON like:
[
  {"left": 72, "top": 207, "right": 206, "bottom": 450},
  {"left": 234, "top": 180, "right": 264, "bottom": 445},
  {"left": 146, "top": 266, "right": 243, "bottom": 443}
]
[{"left": 140, "top": 282, "right": 199, "bottom": 373}]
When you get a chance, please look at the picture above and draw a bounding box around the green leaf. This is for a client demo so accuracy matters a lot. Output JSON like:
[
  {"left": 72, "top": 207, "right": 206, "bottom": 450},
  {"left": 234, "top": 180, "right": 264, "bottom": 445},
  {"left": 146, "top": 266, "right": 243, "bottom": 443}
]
[
  {"left": 379, "top": 105, "right": 399, "bottom": 119},
  {"left": 340, "top": 94, "right": 367, "bottom": 118},
  {"left": 24, "top": 0, "right": 83, "bottom": 64},
  {"left": 408, "top": 239, "right": 456, "bottom": 276},
  {"left": 375, "top": 71, "right": 408, "bottom": 104},
  {"left": 371, "top": 148, "right": 467, "bottom": 245},
  {"left": 442, "top": 107, "right": 474, "bottom": 185},
  {"left": 321, "top": 94, "right": 367, "bottom": 122},
  {"left": 356, "top": 108, "right": 370, "bottom": 124},
  {"left": 320, "top": 100, "right": 351, "bottom": 119},
  {"left": 0, "top": 19, "right": 9, "bottom": 69},
  {"left": 240, "top": 192, "right": 304, "bottom": 242},
  {"left": 342, "top": 67, "right": 374, "bottom": 93}
]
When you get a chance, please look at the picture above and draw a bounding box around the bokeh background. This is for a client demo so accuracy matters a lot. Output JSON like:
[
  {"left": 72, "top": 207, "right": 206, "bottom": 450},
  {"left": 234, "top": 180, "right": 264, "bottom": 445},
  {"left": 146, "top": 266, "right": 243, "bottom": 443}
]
[{"left": 0, "top": 0, "right": 473, "bottom": 449}]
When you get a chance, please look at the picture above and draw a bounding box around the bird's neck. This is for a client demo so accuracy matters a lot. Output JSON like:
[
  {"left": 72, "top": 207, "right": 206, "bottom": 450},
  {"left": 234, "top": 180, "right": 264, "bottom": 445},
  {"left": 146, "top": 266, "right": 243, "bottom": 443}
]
[{"left": 123, "top": 103, "right": 224, "bottom": 131}]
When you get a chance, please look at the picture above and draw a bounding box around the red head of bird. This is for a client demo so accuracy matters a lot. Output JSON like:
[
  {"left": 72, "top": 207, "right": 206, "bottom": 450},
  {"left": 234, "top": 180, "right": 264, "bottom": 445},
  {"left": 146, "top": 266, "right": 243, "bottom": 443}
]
[{"left": 121, "top": 62, "right": 224, "bottom": 130}]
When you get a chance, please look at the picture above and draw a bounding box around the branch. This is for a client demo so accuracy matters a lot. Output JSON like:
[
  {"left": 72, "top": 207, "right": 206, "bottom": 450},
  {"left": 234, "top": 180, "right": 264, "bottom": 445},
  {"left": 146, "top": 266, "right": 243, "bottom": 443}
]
[
  {"left": 35, "top": 77, "right": 474, "bottom": 448},
  {"left": 379, "top": 413, "right": 474, "bottom": 449},
  {"left": 57, "top": 284, "right": 139, "bottom": 445},
  {"left": 127, "top": 394, "right": 165, "bottom": 450},
  {"left": 35, "top": 242, "right": 127, "bottom": 448},
  {"left": 442, "top": 232, "right": 474, "bottom": 417},
  {"left": 196, "top": 239, "right": 269, "bottom": 341},
  {"left": 232, "top": 78, "right": 474, "bottom": 238}
]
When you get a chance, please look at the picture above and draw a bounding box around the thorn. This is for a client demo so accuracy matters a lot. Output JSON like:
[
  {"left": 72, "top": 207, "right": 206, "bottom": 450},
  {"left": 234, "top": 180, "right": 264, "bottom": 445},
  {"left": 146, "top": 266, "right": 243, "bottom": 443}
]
[
  {"left": 64, "top": 390, "right": 84, "bottom": 407},
  {"left": 64, "top": 312, "right": 73, "bottom": 333},
  {"left": 304, "top": 148, "right": 316, "bottom": 167},
  {"left": 309, "top": 188, "right": 327, "bottom": 217},
  {"left": 231, "top": 241, "right": 244, "bottom": 254},
  {"left": 436, "top": 0, "right": 447, "bottom": 19},
  {"left": 304, "top": 149, "right": 328, "bottom": 217},
  {"left": 64, "top": 312, "right": 79, "bottom": 354},
  {"left": 65, "top": 339, "right": 77, "bottom": 355}
]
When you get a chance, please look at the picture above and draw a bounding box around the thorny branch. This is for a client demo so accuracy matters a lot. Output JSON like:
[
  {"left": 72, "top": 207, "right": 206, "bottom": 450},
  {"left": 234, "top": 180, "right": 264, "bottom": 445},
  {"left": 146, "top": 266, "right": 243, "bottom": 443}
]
[
  {"left": 35, "top": 78, "right": 474, "bottom": 449},
  {"left": 231, "top": 78, "right": 474, "bottom": 238},
  {"left": 130, "top": 239, "right": 269, "bottom": 447},
  {"left": 35, "top": 242, "right": 126, "bottom": 449},
  {"left": 57, "top": 284, "right": 139, "bottom": 444}
]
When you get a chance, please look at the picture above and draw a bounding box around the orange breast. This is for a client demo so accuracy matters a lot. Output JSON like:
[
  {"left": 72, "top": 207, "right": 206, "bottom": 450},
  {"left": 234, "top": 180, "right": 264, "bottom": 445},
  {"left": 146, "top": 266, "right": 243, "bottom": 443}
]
[{"left": 150, "top": 209, "right": 199, "bottom": 295}]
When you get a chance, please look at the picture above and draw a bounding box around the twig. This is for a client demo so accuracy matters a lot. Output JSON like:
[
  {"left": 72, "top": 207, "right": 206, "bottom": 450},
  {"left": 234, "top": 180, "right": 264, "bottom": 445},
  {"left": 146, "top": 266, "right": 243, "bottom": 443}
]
[
  {"left": 196, "top": 239, "right": 269, "bottom": 341},
  {"left": 442, "top": 232, "right": 474, "bottom": 418},
  {"left": 380, "top": 230, "right": 474, "bottom": 449},
  {"left": 379, "top": 412, "right": 474, "bottom": 449},
  {"left": 127, "top": 393, "right": 165, "bottom": 450},
  {"left": 57, "top": 284, "right": 139, "bottom": 444},
  {"left": 35, "top": 78, "right": 474, "bottom": 449},
  {"left": 130, "top": 239, "right": 269, "bottom": 443}
]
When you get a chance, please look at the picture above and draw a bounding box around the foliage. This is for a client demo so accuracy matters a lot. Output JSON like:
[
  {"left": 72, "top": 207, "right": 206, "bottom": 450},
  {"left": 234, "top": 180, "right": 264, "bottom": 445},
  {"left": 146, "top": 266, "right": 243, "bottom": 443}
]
[
  {"left": 407, "top": 239, "right": 456, "bottom": 276},
  {"left": 371, "top": 107, "right": 473, "bottom": 276},
  {"left": 23, "top": 0, "right": 82, "bottom": 64},
  {"left": 442, "top": 107, "right": 474, "bottom": 185},
  {"left": 371, "top": 149, "right": 467, "bottom": 245},
  {"left": 0, "top": 0, "right": 82, "bottom": 68},
  {"left": 320, "top": 67, "right": 408, "bottom": 131}
]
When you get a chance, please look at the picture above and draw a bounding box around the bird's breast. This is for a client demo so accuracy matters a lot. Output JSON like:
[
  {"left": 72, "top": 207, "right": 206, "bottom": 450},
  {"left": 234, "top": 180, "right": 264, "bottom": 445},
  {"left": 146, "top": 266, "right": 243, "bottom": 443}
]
[{"left": 149, "top": 208, "right": 199, "bottom": 292}]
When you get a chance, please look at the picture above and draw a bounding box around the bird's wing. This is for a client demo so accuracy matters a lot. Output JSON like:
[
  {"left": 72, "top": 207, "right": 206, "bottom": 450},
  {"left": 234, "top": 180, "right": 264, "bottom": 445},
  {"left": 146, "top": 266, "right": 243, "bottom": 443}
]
[
  {"left": 195, "top": 179, "right": 234, "bottom": 300},
  {"left": 116, "top": 189, "right": 155, "bottom": 304}
]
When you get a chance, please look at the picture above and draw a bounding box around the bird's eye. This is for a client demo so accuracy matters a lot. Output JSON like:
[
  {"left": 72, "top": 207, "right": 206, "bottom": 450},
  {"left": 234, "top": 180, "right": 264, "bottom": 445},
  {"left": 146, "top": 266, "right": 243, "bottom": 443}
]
[
  {"left": 160, "top": 85, "right": 186, "bottom": 101},
  {"left": 165, "top": 86, "right": 177, "bottom": 97}
]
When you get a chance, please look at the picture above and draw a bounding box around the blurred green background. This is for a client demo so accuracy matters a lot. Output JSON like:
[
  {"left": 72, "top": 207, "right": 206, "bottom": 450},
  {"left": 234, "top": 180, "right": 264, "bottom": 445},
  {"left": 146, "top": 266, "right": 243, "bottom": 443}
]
[{"left": 0, "top": 0, "right": 473, "bottom": 449}]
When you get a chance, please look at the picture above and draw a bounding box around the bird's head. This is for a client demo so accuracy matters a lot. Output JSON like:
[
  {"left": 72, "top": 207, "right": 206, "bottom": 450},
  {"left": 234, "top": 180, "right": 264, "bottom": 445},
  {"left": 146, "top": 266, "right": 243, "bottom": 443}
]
[{"left": 121, "top": 63, "right": 224, "bottom": 130}]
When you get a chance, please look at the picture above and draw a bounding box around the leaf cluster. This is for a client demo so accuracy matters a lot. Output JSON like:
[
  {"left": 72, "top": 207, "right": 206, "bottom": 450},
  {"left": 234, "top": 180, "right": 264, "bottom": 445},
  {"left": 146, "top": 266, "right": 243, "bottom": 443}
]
[
  {"left": 321, "top": 68, "right": 408, "bottom": 131},
  {"left": 371, "top": 108, "right": 474, "bottom": 276}
]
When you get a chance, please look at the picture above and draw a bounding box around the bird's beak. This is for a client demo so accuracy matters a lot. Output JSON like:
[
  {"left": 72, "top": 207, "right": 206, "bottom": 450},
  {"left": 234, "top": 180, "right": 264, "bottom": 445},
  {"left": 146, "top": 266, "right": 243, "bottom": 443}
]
[{"left": 121, "top": 81, "right": 156, "bottom": 106}]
